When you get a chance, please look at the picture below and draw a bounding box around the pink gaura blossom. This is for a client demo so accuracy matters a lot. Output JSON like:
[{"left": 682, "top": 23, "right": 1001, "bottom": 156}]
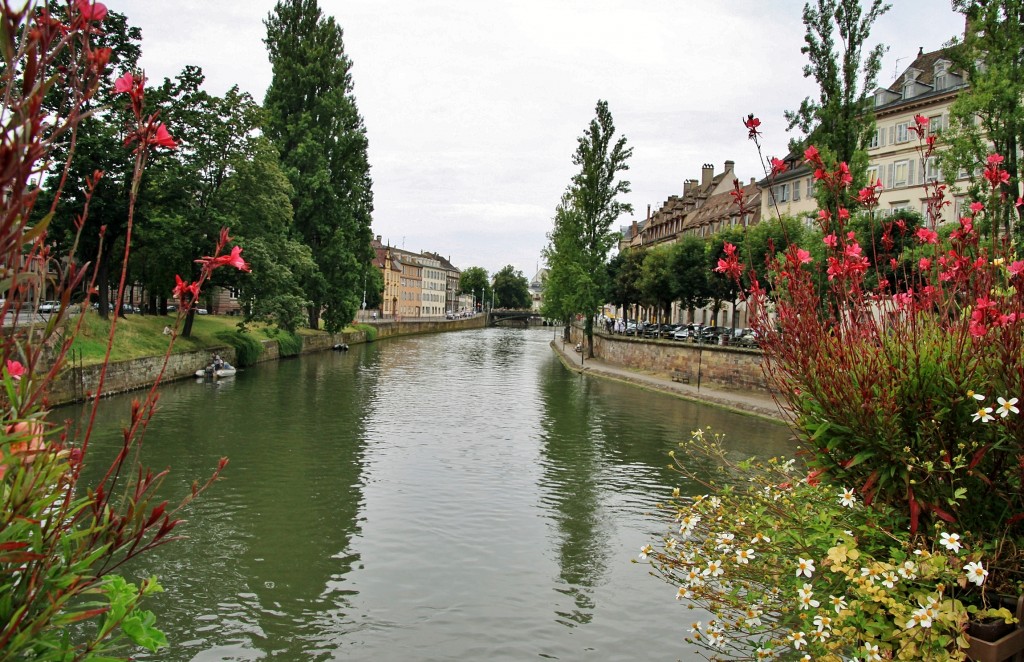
[
  {"left": 150, "top": 123, "right": 177, "bottom": 149},
  {"left": 915, "top": 228, "right": 939, "bottom": 244},
  {"left": 5, "top": 359, "right": 25, "bottom": 380},
  {"left": 173, "top": 275, "right": 200, "bottom": 302},
  {"left": 769, "top": 157, "right": 787, "bottom": 176},
  {"left": 909, "top": 114, "right": 929, "bottom": 136},
  {"left": 1008, "top": 261, "right": 1024, "bottom": 278},
  {"left": 983, "top": 153, "right": 1010, "bottom": 188},
  {"left": 823, "top": 233, "right": 838, "bottom": 249},
  {"left": 195, "top": 245, "right": 251, "bottom": 274},
  {"left": 803, "top": 145, "right": 822, "bottom": 167},
  {"left": 75, "top": 0, "right": 107, "bottom": 21},
  {"left": 744, "top": 114, "right": 761, "bottom": 139},
  {"left": 919, "top": 257, "right": 932, "bottom": 271},
  {"left": 969, "top": 201, "right": 985, "bottom": 215}
]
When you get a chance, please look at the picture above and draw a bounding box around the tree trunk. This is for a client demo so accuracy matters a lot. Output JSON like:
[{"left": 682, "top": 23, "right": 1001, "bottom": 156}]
[
  {"left": 584, "top": 315, "right": 594, "bottom": 358},
  {"left": 182, "top": 308, "right": 195, "bottom": 339}
]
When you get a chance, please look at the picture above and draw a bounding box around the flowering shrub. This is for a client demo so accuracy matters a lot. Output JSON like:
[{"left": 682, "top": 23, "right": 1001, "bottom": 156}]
[
  {"left": 0, "top": 2, "right": 247, "bottom": 658},
  {"left": 643, "top": 429, "right": 1015, "bottom": 660},
  {"left": 723, "top": 114, "right": 1024, "bottom": 596}
]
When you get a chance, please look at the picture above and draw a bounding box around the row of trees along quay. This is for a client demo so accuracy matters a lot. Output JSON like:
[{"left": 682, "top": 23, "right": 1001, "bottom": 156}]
[
  {"left": 543, "top": 0, "right": 1024, "bottom": 365},
  {"left": 543, "top": 0, "right": 1024, "bottom": 659},
  {"left": 35, "top": 0, "right": 378, "bottom": 337}
]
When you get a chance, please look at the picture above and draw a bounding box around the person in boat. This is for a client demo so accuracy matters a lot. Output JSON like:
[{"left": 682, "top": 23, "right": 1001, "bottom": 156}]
[{"left": 212, "top": 353, "right": 224, "bottom": 371}]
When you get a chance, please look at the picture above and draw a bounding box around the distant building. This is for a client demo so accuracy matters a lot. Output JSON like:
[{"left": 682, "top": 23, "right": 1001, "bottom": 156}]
[{"left": 529, "top": 267, "right": 548, "bottom": 313}]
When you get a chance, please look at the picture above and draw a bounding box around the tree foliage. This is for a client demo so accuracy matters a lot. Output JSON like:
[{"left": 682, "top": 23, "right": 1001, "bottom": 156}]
[
  {"left": 492, "top": 265, "right": 531, "bottom": 309},
  {"left": 264, "top": 0, "right": 375, "bottom": 332},
  {"left": 945, "top": 0, "right": 1024, "bottom": 235},
  {"left": 544, "top": 101, "right": 632, "bottom": 354},
  {"left": 606, "top": 248, "right": 645, "bottom": 321},
  {"left": 785, "top": 0, "right": 889, "bottom": 212},
  {"left": 458, "top": 266, "right": 491, "bottom": 309}
]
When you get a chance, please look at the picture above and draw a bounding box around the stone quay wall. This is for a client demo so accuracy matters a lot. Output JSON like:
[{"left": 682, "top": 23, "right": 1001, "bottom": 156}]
[
  {"left": 568, "top": 326, "right": 769, "bottom": 393},
  {"left": 47, "top": 315, "right": 488, "bottom": 406}
]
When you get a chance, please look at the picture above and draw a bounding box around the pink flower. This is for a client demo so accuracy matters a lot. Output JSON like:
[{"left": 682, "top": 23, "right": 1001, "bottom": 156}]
[
  {"left": 218, "top": 246, "right": 251, "bottom": 272},
  {"left": 5, "top": 359, "right": 25, "bottom": 380},
  {"left": 969, "top": 201, "right": 985, "bottom": 215},
  {"left": 915, "top": 228, "right": 939, "bottom": 244},
  {"left": 1008, "top": 261, "right": 1024, "bottom": 278},
  {"left": 769, "top": 157, "right": 787, "bottom": 177},
  {"left": 804, "top": 145, "right": 822, "bottom": 167},
  {"left": 910, "top": 114, "right": 930, "bottom": 136},
  {"left": 75, "top": 0, "right": 107, "bottom": 21},
  {"left": 149, "top": 123, "right": 177, "bottom": 149},
  {"left": 983, "top": 153, "right": 1010, "bottom": 188},
  {"left": 744, "top": 114, "right": 761, "bottom": 139},
  {"left": 823, "top": 233, "right": 838, "bottom": 249},
  {"left": 113, "top": 72, "right": 136, "bottom": 95},
  {"left": 919, "top": 258, "right": 932, "bottom": 271},
  {"left": 795, "top": 248, "right": 812, "bottom": 265},
  {"left": 173, "top": 275, "right": 200, "bottom": 302}
]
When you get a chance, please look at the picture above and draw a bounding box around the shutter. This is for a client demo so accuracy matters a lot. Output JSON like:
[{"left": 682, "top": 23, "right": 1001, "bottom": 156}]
[
  {"left": 880, "top": 128, "right": 887, "bottom": 147},
  {"left": 908, "top": 159, "right": 916, "bottom": 186},
  {"left": 886, "top": 163, "right": 895, "bottom": 189},
  {"left": 889, "top": 126, "right": 895, "bottom": 144}
]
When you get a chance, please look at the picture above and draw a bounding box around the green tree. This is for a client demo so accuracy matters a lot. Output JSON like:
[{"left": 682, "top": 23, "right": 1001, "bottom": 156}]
[
  {"left": 606, "top": 248, "right": 645, "bottom": 323},
  {"left": 216, "top": 137, "right": 316, "bottom": 332},
  {"left": 707, "top": 228, "right": 747, "bottom": 329},
  {"left": 945, "top": 0, "right": 1024, "bottom": 237},
  {"left": 671, "top": 235, "right": 710, "bottom": 320},
  {"left": 492, "top": 265, "right": 531, "bottom": 309},
  {"left": 638, "top": 244, "right": 675, "bottom": 326},
  {"left": 458, "top": 266, "right": 491, "bottom": 310},
  {"left": 785, "top": 0, "right": 889, "bottom": 214},
  {"left": 40, "top": 9, "right": 142, "bottom": 318},
  {"left": 544, "top": 100, "right": 632, "bottom": 356},
  {"left": 264, "top": 0, "right": 375, "bottom": 332}
]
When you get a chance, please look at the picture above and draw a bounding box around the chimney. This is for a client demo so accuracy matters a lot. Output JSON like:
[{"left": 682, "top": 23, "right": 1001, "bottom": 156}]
[
  {"left": 631, "top": 219, "right": 638, "bottom": 237},
  {"left": 702, "top": 163, "right": 714, "bottom": 188},
  {"left": 724, "top": 160, "right": 735, "bottom": 175},
  {"left": 750, "top": 177, "right": 756, "bottom": 185},
  {"left": 646, "top": 204, "right": 651, "bottom": 221},
  {"left": 375, "top": 235, "right": 381, "bottom": 242},
  {"left": 683, "top": 181, "right": 691, "bottom": 195}
]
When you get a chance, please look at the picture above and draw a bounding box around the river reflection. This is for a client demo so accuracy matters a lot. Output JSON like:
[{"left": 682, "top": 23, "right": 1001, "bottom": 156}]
[{"left": 70, "top": 327, "right": 794, "bottom": 661}]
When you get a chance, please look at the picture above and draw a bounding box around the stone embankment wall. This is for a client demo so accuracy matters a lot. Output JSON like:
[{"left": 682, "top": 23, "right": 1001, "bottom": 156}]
[
  {"left": 48, "top": 315, "right": 488, "bottom": 406},
  {"left": 568, "top": 326, "right": 768, "bottom": 393}
]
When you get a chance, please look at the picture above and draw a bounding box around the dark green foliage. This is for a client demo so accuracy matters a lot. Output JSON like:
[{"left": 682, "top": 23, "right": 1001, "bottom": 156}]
[
  {"left": 353, "top": 323, "right": 377, "bottom": 342},
  {"left": 265, "top": 328, "right": 302, "bottom": 357},
  {"left": 214, "top": 330, "right": 265, "bottom": 366},
  {"left": 785, "top": 0, "right": 888, "bottom": 212},
  {"left": 492, "top": 265, "right": 531, "bottom": 309},
  {"left": 264, "top": 0, "right": 375, "bottom": 333}
]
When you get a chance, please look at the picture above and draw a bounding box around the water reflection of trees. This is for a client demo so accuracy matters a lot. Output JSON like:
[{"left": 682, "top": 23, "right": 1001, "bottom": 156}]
[
  {"left": 536, "top": 355, "right": 797, "bottom": 627},
  {"left": 67, "top": 347, "right": 378, "bottom": 661}
]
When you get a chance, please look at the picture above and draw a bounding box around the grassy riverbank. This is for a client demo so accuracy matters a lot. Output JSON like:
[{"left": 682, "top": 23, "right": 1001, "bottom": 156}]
[{"left": 67, "top": 311, "right": 321, "bottom": 366}]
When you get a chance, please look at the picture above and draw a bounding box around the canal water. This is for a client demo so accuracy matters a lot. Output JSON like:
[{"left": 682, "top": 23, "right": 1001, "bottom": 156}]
[{"left": 73, "top": 327, "right": 794, "bottom": 661}]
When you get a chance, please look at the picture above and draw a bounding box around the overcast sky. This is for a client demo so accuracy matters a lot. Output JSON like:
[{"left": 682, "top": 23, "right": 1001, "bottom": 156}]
[{"left": 111, "top": 0, "right": 965, "bottom": 280}]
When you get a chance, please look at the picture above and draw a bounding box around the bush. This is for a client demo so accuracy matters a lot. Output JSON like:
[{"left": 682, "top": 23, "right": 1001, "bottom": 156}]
[
  {"left": 265, "top": 328, "right": 302, "bottom": 357},
  {"left": 353, "top": 323, "right": 377, "bottom": 342},
  {"left": 214, "top": 330, "right": 264, "bottom": 366},
  {"left": 643, "top": 429, "right": 1015, "bottom": 661}
]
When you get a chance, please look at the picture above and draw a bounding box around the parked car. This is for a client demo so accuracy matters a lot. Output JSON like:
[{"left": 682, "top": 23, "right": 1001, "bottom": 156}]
[
  {"left": 672, "top": 324, "right": 699, "bottom": 341},
  {"left": 624, "top": 322, "right": 640, "bottom": 336},
  {"left": 697, "top": 326, "right": 731, "bottom": 343},
  {"left": 38, "top": 300, "right": 60, "bottom": 314},
  {"left": 735, "top": 330, "right": 760, "bottom": 348}
]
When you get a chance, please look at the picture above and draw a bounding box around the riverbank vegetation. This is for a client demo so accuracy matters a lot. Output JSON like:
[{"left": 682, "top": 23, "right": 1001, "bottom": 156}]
[{"left": 639, "top": 1, "right": 1024, "bottom": 659}]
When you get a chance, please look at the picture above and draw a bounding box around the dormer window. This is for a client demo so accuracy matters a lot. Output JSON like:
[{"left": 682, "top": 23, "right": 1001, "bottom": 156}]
[{"left": 934, "top": 59, "right": 950, "bottom": 91}]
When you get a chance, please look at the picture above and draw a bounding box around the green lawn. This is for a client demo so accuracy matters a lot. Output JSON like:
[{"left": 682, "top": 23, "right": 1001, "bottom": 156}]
[{"left": 68, "top": 311, "right": 274, "bottom": 366}]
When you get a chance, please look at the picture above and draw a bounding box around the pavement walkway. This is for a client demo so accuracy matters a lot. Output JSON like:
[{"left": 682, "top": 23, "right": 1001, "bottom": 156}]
[{"left": 549, "top": 340, "right": 788, "bottom": 423}]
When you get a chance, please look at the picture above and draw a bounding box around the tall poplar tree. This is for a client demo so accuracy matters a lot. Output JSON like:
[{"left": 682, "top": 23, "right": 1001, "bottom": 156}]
[
  {"left": 785, "top": 0, "right": 889, "bottom": 213},
  {"left": 264, "top": 0, "right": 375, "bottom": 332},
  {"left": 544, "top": 101, "right": 632, "bottom": 355}
]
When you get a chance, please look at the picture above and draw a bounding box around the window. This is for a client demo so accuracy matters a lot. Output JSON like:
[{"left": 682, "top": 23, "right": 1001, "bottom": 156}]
[
  {"left": 866, "top": 165, "right": 881, "bottom": 186},
  {"left": 776, "top": 183, "right": 789, "bottom": 202},
  {"left": 928, "top": 115, "right": 945, "bottom": 134},
  {"left": 807, "top": 177, "right": 816, "bottom": 196},
  {"left": 893, "top": 160, "right": 910, "bottom": 188},
  {"left": 869, "top": 129, "right": 879, "bottom": 149},
  {"left": 925, "top": 157, "right": 940, "bottom": 183},
  {"left": 895, "top": 122, "right": 910, "bottom": 143},
  {"left": 793, "top": 179, "right": 801, "bottom": 201}
]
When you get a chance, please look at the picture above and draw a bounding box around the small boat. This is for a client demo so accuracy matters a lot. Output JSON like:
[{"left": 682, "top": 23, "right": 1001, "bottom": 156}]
[{"left": 196, "top": 362, "right": 237, "bottom": 379}]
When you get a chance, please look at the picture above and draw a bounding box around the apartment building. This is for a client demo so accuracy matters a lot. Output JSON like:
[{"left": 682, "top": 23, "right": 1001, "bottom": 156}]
[{"left": 869, "top": 47, "right": 969, "bottom": 223}]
